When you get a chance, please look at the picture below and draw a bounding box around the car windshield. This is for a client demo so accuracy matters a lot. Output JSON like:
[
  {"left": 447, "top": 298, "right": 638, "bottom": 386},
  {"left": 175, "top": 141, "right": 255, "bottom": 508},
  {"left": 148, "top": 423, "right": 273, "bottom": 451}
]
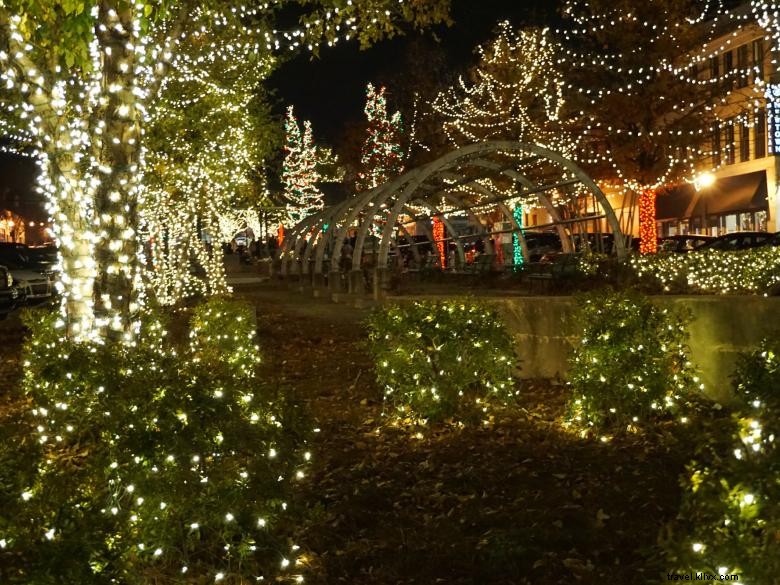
[
  {"left": 0, "top": 251, "right": 30, "bottom": 269},
  {"left": 27, "top": 246, "right": 57, "bottom": 261}
]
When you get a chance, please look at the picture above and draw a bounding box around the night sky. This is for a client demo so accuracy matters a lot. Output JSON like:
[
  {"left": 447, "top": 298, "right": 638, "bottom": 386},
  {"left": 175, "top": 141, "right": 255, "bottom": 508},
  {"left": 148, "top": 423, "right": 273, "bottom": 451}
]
[{"left": 270, "top": 0, "right": 558, "bottom": 147}]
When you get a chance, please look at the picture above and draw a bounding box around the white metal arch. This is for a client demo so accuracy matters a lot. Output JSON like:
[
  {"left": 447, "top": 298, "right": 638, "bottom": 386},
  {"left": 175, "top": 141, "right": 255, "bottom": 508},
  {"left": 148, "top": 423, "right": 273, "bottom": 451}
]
[{"left": 281, "top": 140, "right": 625, "bottom": 295}]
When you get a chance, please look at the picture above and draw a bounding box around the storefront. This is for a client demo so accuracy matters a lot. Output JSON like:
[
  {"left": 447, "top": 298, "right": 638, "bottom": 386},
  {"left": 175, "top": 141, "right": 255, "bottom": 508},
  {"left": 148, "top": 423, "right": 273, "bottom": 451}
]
[{"left": 656, "top": 170, "right": 770, "bottom": 236}]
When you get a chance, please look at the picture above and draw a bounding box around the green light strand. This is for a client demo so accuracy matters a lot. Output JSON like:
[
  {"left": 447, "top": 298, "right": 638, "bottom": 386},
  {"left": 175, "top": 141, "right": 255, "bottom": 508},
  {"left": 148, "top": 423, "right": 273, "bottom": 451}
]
[{"left": 512, "top": 204, "right": 524, "bottom": 267}]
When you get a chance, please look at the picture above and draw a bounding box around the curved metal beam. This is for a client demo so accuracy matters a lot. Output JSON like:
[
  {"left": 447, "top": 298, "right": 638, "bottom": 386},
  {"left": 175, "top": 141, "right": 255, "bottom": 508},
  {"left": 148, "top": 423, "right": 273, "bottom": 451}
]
[
  {"left": 378, "top": 141, "right": 626, "bottom": 268},
  {"left": 280, "top": 209, "right": 330, "bottom": 276},
  {"left": 467, "top": 159, "right": 574, "bottom": 254},
  {"left": 283, "top": 140, "right": 626, "bottom": 284}
]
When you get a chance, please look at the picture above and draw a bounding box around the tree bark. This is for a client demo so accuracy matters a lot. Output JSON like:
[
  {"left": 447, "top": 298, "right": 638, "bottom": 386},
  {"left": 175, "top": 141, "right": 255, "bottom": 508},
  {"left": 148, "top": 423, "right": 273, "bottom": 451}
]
[{"left": 91, "top": 1, "right": 144, "bottom": 339}]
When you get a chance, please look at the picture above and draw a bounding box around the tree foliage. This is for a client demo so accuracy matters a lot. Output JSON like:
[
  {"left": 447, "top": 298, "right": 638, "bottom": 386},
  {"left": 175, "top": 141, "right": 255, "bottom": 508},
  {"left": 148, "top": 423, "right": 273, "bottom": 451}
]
[{"left": 559, "top": 0, "right": 756, "bottom": 188}]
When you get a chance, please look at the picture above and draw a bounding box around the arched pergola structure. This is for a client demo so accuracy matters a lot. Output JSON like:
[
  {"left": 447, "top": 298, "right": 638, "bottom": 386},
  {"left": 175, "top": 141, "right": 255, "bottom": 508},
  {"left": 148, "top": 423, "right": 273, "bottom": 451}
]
[{"left": 280, "top": 140, "right": 626, "bottom": 298}]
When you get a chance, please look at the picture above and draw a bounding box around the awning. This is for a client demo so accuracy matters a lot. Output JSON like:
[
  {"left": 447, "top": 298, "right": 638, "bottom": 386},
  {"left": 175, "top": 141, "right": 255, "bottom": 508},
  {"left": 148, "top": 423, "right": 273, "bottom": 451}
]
[
  {"left": 656, "top": 183, "right": 695, "bottom": 220},
  {"left": 656, "top": 170, "right": 768, "bottom": 220}
]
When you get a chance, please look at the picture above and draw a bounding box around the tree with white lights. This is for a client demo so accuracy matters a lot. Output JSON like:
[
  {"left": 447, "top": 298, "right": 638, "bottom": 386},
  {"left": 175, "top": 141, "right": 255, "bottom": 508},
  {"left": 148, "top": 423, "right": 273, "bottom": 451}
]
[
  {"left": 431, "top": 24, "right": 572, "bottom": 154},
  {"left": 142, "top": 29, "right": 279, "bottom": 306},
  {"left": 559, "top": 0, "right": 776, "bottom": 253},
  {"left": 356, "top": 83, "right": 405, "bottom": 192},
  {"left": 282, "top": 106, "right": 326, "bottom": 226},
  {"left": 0, "top": 0, "right": 451, "bottom": 340}
]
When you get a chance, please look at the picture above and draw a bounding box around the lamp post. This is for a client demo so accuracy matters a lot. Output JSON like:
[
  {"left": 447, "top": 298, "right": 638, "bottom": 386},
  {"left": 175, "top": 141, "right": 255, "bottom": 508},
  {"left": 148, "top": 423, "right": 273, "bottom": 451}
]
[{"left": 694, "top": 172, "right": 716, "bottom": 236}]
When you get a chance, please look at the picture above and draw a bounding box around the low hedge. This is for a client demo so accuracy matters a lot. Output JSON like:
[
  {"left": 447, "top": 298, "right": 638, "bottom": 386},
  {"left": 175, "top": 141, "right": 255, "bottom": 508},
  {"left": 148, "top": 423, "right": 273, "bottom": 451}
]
[
  {"left": 0, "top": 298, "right": 309, "bottom": 584},
  {"left": 366, "top": 299, "right": 518, "bottom": 424}
]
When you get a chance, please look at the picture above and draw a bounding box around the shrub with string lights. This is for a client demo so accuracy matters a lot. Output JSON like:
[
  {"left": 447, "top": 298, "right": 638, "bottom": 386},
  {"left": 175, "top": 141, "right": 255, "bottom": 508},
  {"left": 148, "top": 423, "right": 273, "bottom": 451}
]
[
  {"left": 630, "top": 247, "right": 780, "bottom": 295},
  {"left": 665, "top": 336, "right": 780, "bottom": 583},
  {"left": 0, "top": 298, "right": 310, "bottom": 584},
  {"left": 366, "top": 299, "right": 518, "bottom": 424},
  {"left": 564, "top": 290, "right": 702, "bottom": 437}
]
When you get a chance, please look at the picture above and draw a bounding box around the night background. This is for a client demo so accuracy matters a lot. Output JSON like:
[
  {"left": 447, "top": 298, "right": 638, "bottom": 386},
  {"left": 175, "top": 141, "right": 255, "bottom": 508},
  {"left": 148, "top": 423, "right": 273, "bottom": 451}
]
[
  {"left": 1, "top": 1, "right": 778, "bottom": 583},
  {"left": 270, "top": 0, "right": 557, "bottom": 146}
]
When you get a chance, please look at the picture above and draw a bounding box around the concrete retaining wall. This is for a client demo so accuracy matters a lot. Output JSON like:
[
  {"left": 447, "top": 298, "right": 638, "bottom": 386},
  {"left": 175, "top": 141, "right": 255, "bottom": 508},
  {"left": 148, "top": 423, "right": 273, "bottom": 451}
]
[
  {"left": 392, "top": 294, "right": 780, "bottom": 403},
  {"left": 493, "top": 296, "right": 780, "bottom": 403}
]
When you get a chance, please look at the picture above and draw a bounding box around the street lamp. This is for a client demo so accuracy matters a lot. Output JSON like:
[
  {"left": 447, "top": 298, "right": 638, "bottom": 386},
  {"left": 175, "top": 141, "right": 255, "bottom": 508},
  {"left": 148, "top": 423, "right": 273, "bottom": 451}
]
[
  {"left": 693, "top": 172, "right": 716, "bottom": 190},
  {"left": 693, "top": 172, "right": 716, "bottom": 235}
]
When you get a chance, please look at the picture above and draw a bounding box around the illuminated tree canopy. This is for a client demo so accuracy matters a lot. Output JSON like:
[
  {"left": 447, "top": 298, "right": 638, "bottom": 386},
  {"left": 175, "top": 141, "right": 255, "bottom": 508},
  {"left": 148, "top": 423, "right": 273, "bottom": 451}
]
[
  {"left": 431, "top": 24, "right": 571, "bottom": 155},
  {"left": 0, "top": 0, "right": 451, "bottom": 340},
  {"left": 356, "top": 83, "right": 405, "bottom": 192}
]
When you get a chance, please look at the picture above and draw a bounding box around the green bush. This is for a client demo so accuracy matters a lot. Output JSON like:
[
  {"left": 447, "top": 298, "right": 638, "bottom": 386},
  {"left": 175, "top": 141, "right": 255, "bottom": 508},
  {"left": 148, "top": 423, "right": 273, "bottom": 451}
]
[
  {"left": 666, "top": 336, "right": 780, "bottom": 583},
  {"left": 0, "top": 298, "right": 309, "bottom": 584},
  {"left": 629, "top": 247, "right": 780, "bottom": 295},
  {"left": 564, "top": 290, "right": 701, "bottom": 436},
  {"left": 366, "top": 299, "right": 518, "bottom": 423}
]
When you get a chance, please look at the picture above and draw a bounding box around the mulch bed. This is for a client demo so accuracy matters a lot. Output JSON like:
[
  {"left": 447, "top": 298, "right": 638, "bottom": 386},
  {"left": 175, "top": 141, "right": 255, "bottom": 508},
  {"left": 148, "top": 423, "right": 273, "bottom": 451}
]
[{"left": 246, "top": 287, "right": 691, "bottom": 585}]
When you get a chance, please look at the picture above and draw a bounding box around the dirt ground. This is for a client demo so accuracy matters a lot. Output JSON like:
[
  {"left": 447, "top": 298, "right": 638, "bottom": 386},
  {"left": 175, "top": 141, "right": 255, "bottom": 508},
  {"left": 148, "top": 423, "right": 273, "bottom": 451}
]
[{"left": 239, "top": 284, "right": 690, "bottom": 585}]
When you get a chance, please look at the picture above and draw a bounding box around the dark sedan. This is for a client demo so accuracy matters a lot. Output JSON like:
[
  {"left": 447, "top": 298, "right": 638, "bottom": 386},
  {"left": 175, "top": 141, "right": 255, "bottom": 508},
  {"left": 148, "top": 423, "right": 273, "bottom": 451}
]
[{"left": 658, "top": 235, "right": 715, "bottom": 253}]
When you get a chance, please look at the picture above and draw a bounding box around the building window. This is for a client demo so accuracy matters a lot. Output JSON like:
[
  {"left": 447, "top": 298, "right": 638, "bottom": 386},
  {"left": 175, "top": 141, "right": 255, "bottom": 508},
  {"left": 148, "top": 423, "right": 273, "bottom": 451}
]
[
  {"left": 755, "top": 111, "right": 766, "bottom": 158},
  {"left": 737, "top": 44, "right": 749, "bottom": 88},
  {"left": 740, "top": 122, "right": 750, "bottom": 161},
  {"left": 724, "top": 120, "right": 735, "bottom": 164},
  {"left": 752, "top": 38, "right": 765, "bottom": 81},
  {"left": 709, "top": 55, "right": 720, "bottom": 79},
  {"left": 723, "top": 51, "right": 734, "bottom": 87},
  {"left": 712, "top": 121, "right": 721, "bottom": 166}
]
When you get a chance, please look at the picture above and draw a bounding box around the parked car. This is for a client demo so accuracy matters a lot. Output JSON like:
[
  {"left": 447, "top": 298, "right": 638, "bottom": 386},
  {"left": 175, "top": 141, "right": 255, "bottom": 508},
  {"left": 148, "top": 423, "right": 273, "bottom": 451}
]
[
  {"left": 696, "top": 231, "right": 775, "bottom": 252},
  {"left": 0, "top": 243, "right": 54, "bottom": 303},
  {"left": 0, "top": 264, "right": 26, "bottom": 319},
  {"left": 25, "top": 244, "right": 59, "bottom": 272},
  {"left": 571, "top": 232, "right": 616, "bottom": 255},
  {"left": 658, "top": 235, "right": 715, "bottom": 253},
  {"left": 523, "top": 231, "right": 562, "bottom": 261}
]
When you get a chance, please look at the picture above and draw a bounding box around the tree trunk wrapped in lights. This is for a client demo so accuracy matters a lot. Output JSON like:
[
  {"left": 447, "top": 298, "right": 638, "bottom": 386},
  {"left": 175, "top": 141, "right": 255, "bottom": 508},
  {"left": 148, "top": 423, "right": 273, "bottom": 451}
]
[
  {"left": 638, "top": 188, "right": 658, "bottom": 255},
  {"left": 0, "top": 3, "right": 148, "bottom": 340},
  {"left": 432, "top": 216, "right": 446, "bottom": 268}
]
